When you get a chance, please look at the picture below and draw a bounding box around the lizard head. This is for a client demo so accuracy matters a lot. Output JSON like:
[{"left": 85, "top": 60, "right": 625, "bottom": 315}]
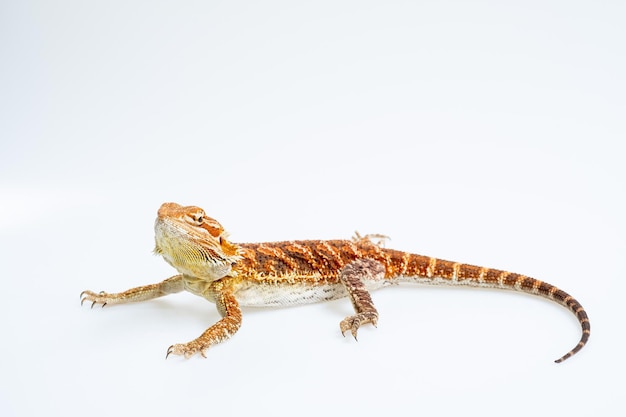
[{"left": 154, "top": 202, "right": 241, "bottom": 280}]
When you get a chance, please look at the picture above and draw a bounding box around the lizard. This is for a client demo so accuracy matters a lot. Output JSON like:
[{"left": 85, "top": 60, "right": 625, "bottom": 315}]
[{"left": 80, "top": 202, "right": 590, "bottom": 363}]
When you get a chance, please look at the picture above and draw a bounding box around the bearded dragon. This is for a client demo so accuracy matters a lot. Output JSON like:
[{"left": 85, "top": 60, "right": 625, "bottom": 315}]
[{"left": 80, "top": 202, "right": 590, "bottom": 363}]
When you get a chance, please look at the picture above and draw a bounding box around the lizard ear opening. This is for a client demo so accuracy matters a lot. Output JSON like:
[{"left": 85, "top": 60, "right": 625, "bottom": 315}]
[{"left": 219, "top": 236, "right": 240, "bottom": 258}]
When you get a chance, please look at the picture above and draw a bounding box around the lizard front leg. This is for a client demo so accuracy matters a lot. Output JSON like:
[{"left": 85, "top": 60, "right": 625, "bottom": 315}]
[
  {"left": 166, "top": 283, "right": 242, "bottom": 359},
  {"left": 339, "top": 258, "right": 386, "bottom": 339},
  {"left": 80, "top": 275, "right": 184, "bottom": 307}
]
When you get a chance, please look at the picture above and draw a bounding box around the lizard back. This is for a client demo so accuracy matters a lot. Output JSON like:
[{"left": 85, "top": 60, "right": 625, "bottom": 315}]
[{"left": 233, "top": 238, "right": 589, "bottom": 363}]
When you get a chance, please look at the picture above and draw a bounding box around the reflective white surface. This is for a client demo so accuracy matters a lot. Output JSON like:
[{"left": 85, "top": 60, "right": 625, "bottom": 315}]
[{"left": 1, "top": 1, "right": 623, "bottom": 416}]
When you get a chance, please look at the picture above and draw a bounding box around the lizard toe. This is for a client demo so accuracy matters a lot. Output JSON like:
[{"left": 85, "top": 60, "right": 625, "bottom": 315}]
[
  {"left": 340, "top": 311, "right": 378, "bottom": 340},
  {"left": 80, "top": 290, "right": 109, "bottom": 308},
  {"left": 166, "top": 342, "right": 207, "bottom": 359}
]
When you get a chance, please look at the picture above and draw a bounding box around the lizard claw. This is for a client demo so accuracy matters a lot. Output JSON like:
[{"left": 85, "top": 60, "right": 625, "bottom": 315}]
[
  {"left": 340, "top": 312, "right": 379, "bottom": 341},
  {"left": 166, "top": 344, "right": 185, "bottom": 359},
  {"left": 166, "top": 342, "right": 206, "bottom": 359},
  {"left": 80, "top": 290, "right": 109, "bottom": 308}
]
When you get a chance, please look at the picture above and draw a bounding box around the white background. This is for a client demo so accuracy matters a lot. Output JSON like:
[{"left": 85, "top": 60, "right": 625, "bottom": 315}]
[{"left": 1, "top": 1, "right": 624, "bottom": 416}]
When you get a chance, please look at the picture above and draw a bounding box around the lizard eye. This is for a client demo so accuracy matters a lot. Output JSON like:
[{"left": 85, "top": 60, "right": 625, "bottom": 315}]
[{"left": 187, "top": 213, "right": 204, "bottom": 225}]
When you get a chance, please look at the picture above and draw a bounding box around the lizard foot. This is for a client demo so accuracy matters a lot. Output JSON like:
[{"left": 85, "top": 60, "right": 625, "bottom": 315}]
[
  {"left": 340, "top": 311, "right": 378, "bottom": 341},
  {"left": 166, "top": 341, "right": 208, "bottom": 359},
  {"left": 80, "top": 290, "right": 111, "bottom": 308}
]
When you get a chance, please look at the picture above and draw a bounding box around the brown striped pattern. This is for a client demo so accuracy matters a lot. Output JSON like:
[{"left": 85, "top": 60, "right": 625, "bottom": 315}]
[
  {"left": 234, "top": 239, "right": 589, "bottom": 363},
  {"left": 236, "top": 239, "right": 375, "bottom": 282},
  {"left": 380, "top": 249, "right": 589, "bottom": 363}
]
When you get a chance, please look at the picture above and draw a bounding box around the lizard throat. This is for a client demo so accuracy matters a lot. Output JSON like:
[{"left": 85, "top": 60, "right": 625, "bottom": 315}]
[{"left": 154, "top": 217, "right": 240, "bottom": 280}]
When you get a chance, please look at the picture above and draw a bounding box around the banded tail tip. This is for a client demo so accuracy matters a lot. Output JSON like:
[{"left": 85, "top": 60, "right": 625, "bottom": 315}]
[{"left": 554, "top": 338, "right": 588, "bottom": 363}]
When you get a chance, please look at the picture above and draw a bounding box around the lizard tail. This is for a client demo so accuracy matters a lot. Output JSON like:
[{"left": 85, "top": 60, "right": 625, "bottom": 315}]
[
  {"left": 549, "top": 288, "right": 590, "bottom": 363},
  {"left": 382, "top": 250, "right": 590, "bottom": 363}
]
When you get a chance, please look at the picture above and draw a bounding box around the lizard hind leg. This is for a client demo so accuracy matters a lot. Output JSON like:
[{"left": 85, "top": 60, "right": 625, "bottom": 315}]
[{"left": 339, "top": 258, "right": 386, "bottom": 340}]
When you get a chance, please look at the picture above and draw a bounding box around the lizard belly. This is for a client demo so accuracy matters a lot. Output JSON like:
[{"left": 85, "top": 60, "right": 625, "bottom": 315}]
[{"left": 233, "top": 279, "right": 389, "bottom": 307}]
